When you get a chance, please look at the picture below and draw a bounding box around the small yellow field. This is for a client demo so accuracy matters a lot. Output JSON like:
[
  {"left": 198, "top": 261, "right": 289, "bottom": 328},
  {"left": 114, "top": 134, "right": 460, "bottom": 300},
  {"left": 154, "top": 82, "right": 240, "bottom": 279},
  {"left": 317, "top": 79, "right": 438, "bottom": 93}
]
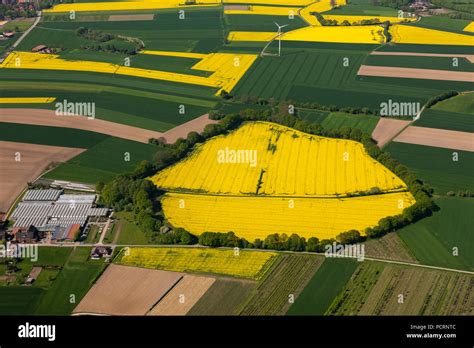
[
  {"left": 390, "top": 25, "right": 474, "bottom": 46},
  {"left": 228, "top": 25, "right": 386, "bottom": 44},
  {"left": 0, "top": 97, "right": 56, "bottom": 104},
  {"left": 151, "top": 122, "right": 407, "bottom": 196},
  {"left": 162, "top": 192, "right": 415, "bottom": 240},
  {"left": 0, "top": 51, "right": 257, "bottom": 95},
  {"left": 464, "top": 21, "right": 474, "bottom": 32},
  {"left": 299, "top": 0, "right": 346, "bottom": 25},
  {"left": 117, "top": 247, "right": 278, "bottom": 280},
  {"left": 44, "top": 0, "right": 220, "bottom": 13}
]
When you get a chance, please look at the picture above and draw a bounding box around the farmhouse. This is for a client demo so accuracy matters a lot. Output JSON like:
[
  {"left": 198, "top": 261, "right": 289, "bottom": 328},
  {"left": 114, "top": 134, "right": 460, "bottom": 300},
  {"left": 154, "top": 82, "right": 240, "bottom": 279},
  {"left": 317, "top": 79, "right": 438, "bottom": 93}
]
[
  {"left": 91, "top": 246, "right": 113, "bottom": 260},
  {"left": 31, "top": 45, "right": 52, "bottom": 53},
  {"left": 8, "top": 189, "right": 109, "bottom": 242},
  {"left": 2, "top": 31, "right": 14, "bottom": 38}
]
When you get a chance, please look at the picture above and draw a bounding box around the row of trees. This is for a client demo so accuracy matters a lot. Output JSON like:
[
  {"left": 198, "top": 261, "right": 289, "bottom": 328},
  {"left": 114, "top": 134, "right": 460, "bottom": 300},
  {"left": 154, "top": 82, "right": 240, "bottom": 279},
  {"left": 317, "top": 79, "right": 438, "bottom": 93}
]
[
  {"left": 76, "top": 27, "right": 141, "bottom": 55},
  {"left": 197, "top": 231, "right": 363, "bottom": 252}
]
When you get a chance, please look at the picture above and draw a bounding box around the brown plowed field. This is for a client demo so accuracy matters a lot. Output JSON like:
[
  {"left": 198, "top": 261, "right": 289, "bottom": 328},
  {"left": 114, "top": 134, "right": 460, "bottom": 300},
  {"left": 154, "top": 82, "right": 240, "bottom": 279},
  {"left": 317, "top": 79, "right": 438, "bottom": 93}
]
[
  {"left": 393, "top": 126, "right": 474, "bottom": 152},
  {"left": 73, "top": 265, "right": 183, "bottom": 315},
  {"left": 358, "top": 65, "right": 474, "bottom": 82},
  {"left": 371, "top": 118, "right": 411, "bottom": 147},
  {"left": 0, "top": 109, "right": 164, "bottom": 143},
  {"left": 371, "top": 51, "right": 474, "bottom": 63},
  {"left": 147, "top": 275, "right": 215, "bottom": 315},
  {"left": 0, "top": 141, "right": 84, "bottom": 212},
  {"left": 161, "top": 113, "right": 217, "bottom": 144}
]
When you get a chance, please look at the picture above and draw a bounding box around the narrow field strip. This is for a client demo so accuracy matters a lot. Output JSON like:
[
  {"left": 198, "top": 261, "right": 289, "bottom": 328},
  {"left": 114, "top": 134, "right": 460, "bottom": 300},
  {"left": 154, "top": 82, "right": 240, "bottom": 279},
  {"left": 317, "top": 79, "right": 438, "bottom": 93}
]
[
  {"left": 0, "top": 109, "right": 164, "bottom": 143},
  {"left": 393, "top": 126, "right": 474, "bottom": 152},
  {"left": 358, "top": 65, "right": 474, "bottom": 82},
  {"left": 0, "top": 52, "right": 257, "bottom": 95},
  {"left": 0, "top": 97, "right": 56, "bottom": 104},
  {"left": 370, "top": 51, "right": 474, "bottom": 64},
  {"left": 140, "top": 50, "right": 208, "bottom": 59}
]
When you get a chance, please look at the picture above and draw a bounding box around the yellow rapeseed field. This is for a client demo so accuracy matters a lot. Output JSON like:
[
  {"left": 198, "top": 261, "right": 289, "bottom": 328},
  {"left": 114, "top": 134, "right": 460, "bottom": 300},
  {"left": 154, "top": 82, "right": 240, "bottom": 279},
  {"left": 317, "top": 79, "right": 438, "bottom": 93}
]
[
  {"left": 117, "top": 247, "right": 278, "bottom": 280},
  {"left": 151, "top": 122, "right": 407, "bottom": 196},
  {"left": 299, "top": 0, "right": 346, "bottom": 25},
  {"left": 44, "top": 0, "right": 220, "bottom": 13},
  {"left": 463, "top": 21, "right": 474, "bottom": 32},
  {"left": 161, "top": 192, "right": 415, "bottom": 240},
  {"left": 0, "top": 97, "right": 56, "bottom": 103},
  {"left": 390, "top": 25, "right": 474, "bottom": 45},
  {"left": 228, "top": 25, "right": 386, "bottom": 43},
  {"left": 0, "top": 51, "right": 257, "bottom": 95}
]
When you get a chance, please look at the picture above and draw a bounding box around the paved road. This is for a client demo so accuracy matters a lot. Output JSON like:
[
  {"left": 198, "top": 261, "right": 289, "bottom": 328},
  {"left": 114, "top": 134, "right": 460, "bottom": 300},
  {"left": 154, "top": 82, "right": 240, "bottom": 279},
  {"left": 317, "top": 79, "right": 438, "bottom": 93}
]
[{"left": 10, "top": 11, "right": 42, "bottom": 50}]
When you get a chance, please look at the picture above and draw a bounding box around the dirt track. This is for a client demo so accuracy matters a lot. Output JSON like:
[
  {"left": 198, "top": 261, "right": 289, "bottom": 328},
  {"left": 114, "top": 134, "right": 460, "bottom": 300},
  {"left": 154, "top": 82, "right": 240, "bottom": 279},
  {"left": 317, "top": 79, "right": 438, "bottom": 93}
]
[
  {"left": 393, "top": 126, "right": 474, "bottom": 152},
  {"left": 371, "top": 118, "right": 411, "bottom": 148},
  {"left": 358, "top": 65, "right": 474, "bottom": 82},
  {"left": 371, "top": 51, "right": 474, "bottom": 63},
  {"left": 161, "top": 113, "right": 217, "bottom": 143},
  {"left": 0, "top": 109, "right": 164, "bottom": 143},
  {"left": 73, "top": 264, "right": 183, "bottom": 316},
  {"left": 0, "top": 141, "right": 84, "bottom": 212}
]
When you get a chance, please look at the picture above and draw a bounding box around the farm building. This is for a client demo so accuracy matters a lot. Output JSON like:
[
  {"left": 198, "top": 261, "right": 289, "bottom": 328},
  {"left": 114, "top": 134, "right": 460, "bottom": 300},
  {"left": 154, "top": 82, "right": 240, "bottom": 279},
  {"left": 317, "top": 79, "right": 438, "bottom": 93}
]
[{"left": 9, "top": 189, "right": 109, "bottom": 241}]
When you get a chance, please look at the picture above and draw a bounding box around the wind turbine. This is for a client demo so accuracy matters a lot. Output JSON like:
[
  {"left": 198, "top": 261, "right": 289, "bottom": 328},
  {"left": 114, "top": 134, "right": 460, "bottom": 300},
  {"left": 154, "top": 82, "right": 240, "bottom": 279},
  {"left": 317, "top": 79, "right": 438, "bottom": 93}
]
[{"left": 274, "top": 22, "right": 288, "bottom": 57}]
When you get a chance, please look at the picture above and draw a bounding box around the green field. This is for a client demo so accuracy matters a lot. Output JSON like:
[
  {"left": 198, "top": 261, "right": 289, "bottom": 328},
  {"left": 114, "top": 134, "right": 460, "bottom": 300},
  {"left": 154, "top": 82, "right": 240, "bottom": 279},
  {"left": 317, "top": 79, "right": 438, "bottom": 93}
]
[
  {"left": 433, "top": 93, "right": 474, "bottom": 115},
  {"left": 188, "top": 278, "right": 256, "bottom": 315},
  {"left": 0, "top": 287, "right": 44, "bottom": 315},
  {"left": 35, "top": 247, "right": 107, "bottom": 315},
  {"left": 363, "top": 54, "right": 474, "bottom": 72},
  {"left": 233, "top": 48, "right": 442, "bottom": 108},
  {"left": 385, "top": 142, "right": 474, "bottom": 195},
  {"left": 399, "top": 197, "right": 474, "bottom": 271},
  {"left": 114, "top": 212, "right": 152, "bottom": 245},
  {"left": 297, "top": 108, "right": 330, "bottom": 123},
  {"left": 325, "top": 3, "right": 398, "bottom": 16},
  {"left": 287, "top": 258, "right": 358, "bottom": 315},
  {"left": 44, "top": 137, "right": 159, "bottom": 184},
  {"left": 321, "top": 112, "right": 379, "bottom": 133},
  {"left": 408, "top": 15, "right": 472, "bottom": 34},
  {"left": 414, "top": 108, "right": 473, "bottom": 133},
  {"left": 240, "top": 254, "right": 324, "bottom": 315}
]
